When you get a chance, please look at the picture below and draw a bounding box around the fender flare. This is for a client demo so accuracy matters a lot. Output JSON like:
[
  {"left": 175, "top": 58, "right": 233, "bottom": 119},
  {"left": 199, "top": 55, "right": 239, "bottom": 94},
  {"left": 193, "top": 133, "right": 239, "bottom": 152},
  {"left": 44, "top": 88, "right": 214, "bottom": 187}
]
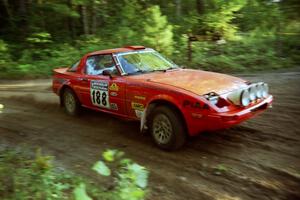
[
  {"left": 58, "top": 82, "right": 77, "bottom": 106},
  {"left": 140, "top": 94, "right": 187, "bottom": 133}
]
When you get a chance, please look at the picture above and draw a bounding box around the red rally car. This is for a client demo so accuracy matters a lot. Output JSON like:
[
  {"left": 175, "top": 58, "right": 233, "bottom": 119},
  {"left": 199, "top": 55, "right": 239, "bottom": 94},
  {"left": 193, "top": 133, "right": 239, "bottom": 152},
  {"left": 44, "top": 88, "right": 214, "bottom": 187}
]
[{"left": 52, "top": 46, "right": 273, "bottom": 150}]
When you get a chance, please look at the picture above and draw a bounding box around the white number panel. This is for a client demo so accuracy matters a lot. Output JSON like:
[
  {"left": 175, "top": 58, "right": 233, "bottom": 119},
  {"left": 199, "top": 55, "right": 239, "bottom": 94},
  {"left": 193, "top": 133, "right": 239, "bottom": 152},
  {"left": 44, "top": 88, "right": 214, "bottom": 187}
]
[{"left": 90, "top": 80, "right": 110, "bottom": 109}]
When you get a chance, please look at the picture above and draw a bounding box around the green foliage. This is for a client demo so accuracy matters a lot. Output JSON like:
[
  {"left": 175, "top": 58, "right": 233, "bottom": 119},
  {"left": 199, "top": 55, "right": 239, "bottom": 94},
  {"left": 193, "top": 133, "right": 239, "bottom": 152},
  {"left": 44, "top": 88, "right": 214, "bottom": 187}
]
[
  {"left": 0, "top": 40, "right": 10, "bottom": 66},
  {"left": 26, "top": 32, "right": 53, "bottom": 45},
  {"left": 238, "top": 0, "right": 281, "bottom": 32},
  {"left": 109, "top": 0, "right": 144, "bottom": 46},
  {"left": 142, "top": 5, "right": 174, "bottom": 56},
  {"left": 213, "top": 164, "right": 229, "bottom": 175},
  {"left": 88, "top": 149, "right": 149, "bottom": 200},
  {"left": 0, "top": 42, "right": 81, "bottom": 78},
  {"left": 102, "top": 149, "right": 120, "bottom": 162},
  {"left": 74, "top": 183, "right": 93, "bottom": 200},
  {"left": 0, "top": 40, "right": 8, "bottom": 52},
  {"left": 215, "top": 164, "right": 228, "bottom": 172},
  {"left": 189, "top": 34, "right": 298, "bottom": 72},
  {"left": 0, "top": 40, "right": 15, "bottom": 75},
  {"left": 76, "top": 35, "right": 106, "bottom": 53},
  {"left": 93, "top": 161, "right": 111, "bottom": 176},
  {"left": 0, "top": 148, "right": 76, "bottom": 200},
  {"left": 48, "top": 3, "right": 80, "bottom": 18},
  {"left": 0, "top": 148, "right": 149, "bottom": 200},
  {"left": 199, "top": 0, "right": 246, "bottom": 39},
  {"left": 0, "top": 0, "right": 299, "bottom": 78}
]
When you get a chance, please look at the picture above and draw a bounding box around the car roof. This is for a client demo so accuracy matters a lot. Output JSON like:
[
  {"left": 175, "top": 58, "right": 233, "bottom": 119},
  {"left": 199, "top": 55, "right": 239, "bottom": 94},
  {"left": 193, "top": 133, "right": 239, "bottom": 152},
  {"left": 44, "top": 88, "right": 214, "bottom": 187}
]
[{"left": 87, "top": 46, "right": 146, "bottom": 56}]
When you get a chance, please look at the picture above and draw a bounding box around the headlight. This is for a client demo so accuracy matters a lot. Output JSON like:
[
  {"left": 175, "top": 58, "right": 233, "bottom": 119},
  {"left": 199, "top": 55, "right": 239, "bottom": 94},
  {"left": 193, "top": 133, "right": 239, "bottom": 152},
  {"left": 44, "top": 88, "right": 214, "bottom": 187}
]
[
  {"left": 204, "top": 93, "right": 219, "bottom": 105},
  {"left": 209, "top": 96, "right": 219, "bottom": 105},
  {"left": 240, "top": 89, "right": 250, "bottom": 107},
  {"left": 248, "top": 85, "right": 257, "bottom": 101},
  {"left": 256, "top": 83, "right": 263, "bottom": 98},
  {"left": 261, "top": 83, "right": 269, "bottom": 98}
]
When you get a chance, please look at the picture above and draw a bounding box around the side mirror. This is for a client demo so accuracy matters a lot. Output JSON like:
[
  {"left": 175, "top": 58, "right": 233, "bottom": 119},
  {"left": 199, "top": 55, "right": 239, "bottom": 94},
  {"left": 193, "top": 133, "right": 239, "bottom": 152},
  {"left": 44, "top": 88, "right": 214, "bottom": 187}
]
[{"left": 102, "top": 69, "right": 112, "bottom": 78}]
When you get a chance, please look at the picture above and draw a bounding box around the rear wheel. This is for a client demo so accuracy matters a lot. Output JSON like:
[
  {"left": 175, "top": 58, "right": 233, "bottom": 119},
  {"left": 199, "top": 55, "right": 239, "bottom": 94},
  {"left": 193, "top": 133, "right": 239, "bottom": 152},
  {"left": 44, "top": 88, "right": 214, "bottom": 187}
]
[
  {"left": 62, "top": 88, "right": 80, "bottom": 116},
  {"left": 149, "top": 106, "right": 186, "bottom": 150}
]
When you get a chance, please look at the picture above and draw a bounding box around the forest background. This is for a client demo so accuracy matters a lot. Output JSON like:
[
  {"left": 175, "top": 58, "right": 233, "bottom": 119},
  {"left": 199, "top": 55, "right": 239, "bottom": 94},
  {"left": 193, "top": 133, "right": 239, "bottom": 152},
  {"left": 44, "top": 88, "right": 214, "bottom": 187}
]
[{"left": 0, "top": 0, "right": 299, "bottom": 78}]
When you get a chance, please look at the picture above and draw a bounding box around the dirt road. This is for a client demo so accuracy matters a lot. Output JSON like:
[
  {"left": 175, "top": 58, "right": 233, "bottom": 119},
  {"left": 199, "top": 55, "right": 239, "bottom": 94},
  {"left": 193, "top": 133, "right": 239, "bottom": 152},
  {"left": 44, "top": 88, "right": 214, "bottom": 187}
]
[{"left": 0, "top": 70, "right": 300, "bottom": 200}]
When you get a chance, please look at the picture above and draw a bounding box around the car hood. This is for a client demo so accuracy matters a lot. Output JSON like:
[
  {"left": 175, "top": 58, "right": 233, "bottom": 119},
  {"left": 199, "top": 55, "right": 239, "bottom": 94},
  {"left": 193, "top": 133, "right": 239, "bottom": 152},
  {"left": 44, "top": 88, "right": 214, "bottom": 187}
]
[{"left": 127, "top": 69, "right": 247, "bottom": 95}]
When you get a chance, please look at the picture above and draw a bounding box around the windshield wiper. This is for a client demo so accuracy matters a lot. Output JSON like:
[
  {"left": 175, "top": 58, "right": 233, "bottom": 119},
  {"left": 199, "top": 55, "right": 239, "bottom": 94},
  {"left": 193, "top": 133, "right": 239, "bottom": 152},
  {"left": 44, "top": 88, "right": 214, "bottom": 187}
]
[
  {"left": 126, "top": 69, "right": 148, "bottom": 75},
  {"left": 153, "top": 67, "right": 177, "bottom": 72}
]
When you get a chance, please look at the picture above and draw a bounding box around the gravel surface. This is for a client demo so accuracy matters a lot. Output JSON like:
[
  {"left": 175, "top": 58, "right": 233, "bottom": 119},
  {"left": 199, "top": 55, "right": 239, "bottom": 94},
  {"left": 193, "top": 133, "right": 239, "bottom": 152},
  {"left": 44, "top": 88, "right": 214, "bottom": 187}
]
[{"left": 0, "top": 69, "right": 299, "bottom": 200}]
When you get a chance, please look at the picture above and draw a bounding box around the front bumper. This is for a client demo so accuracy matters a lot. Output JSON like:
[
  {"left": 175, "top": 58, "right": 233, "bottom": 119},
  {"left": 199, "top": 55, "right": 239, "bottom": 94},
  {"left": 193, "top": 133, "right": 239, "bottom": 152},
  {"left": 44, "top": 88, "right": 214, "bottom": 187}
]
[{"left": 187, "top": 95, "right": 273, "bottom": 136}]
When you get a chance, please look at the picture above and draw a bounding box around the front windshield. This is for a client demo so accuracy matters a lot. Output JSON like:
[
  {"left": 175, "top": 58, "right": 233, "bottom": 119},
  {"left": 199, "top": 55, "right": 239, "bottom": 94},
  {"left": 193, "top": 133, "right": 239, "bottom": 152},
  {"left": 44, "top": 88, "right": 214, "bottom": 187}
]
[{"left": 117, "top": 50, "right": 178, "bottom": 75}]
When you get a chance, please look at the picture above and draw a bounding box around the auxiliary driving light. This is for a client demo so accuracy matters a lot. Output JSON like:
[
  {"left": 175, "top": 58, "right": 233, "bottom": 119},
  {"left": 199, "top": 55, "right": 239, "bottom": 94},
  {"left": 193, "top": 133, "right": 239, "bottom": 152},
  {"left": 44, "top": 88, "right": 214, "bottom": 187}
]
[
  {"left": 240, "top": 89, "right": 250, "bottom": 107},
  {"left": 261, "top": 83, "right": 269, "bottom": 98},
  {"left": 248, "top": 85, "right": 257, "bottom": 101},
  {"left": 256, "top": 83, "right": 264, "bottom": 98}
]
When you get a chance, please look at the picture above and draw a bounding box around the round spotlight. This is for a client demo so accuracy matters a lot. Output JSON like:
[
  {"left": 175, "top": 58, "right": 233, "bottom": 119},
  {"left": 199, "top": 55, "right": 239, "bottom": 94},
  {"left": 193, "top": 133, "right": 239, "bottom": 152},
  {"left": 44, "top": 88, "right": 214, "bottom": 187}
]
[
  {"left": 256, "top": 83, "right": 263, "bottom": 98},
  {"left": 240, "top": 89, "right": 250, "bottom": 107},
  {"left": 262, "top": 83, "right": 269, "bottom": 98},
  {"left": 248, "top": 85, "right": 257, "bottom": 101}
]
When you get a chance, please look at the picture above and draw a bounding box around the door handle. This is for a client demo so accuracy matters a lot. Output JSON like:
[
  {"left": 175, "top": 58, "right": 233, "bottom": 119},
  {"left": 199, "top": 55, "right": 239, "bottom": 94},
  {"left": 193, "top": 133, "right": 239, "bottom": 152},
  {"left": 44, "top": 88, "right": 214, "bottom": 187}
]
[{"left": 78, "top": 77, "right": 88, "bottom": 82}]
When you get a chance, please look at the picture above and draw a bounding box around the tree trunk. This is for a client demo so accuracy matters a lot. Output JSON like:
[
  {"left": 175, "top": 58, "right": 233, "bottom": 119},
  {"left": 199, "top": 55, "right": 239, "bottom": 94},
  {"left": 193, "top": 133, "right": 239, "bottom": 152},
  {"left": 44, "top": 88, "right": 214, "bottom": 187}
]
[
  {"left": 81, "top": 5, "right": 89, "bottom": 35},
  {"left": 2, "top": 0, "right": 14, "bottom": 27},
  {"left": 175, "top": 0, "right": 181, "bottom": 19},
  {"left": 37, "top": 0, "right": 46, "bottom": 31},
  {"left": 18, "top": 0, "right": 28, "bottom": 39},
  {"left": 196, "top": 0, "right": 205, "bottom": 14},
  {"left": 91, "top": 0, "right": 97, "bottom": 34},
  {"left": 67, "top": 0, "right": 76, "bottom": 39}
]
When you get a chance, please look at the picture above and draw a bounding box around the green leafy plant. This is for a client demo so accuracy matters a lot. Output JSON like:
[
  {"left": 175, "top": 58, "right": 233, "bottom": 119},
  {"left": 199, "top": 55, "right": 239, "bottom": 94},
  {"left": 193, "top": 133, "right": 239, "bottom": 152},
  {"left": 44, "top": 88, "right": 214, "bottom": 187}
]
[
  {"left": 74, "top": 149, "right": 149, "bottom": 200},
  {"left": 215, "top": 164, "right": 228, "bottom": 172},
  {"left": 213, "top": 164, "right": 229, "bottom": 176},
  {"left": 0, "top": 148, "right": 149, "bottom": 200},
  {"left": 0, "top": 148, "right": 76, "bottom": 200}
]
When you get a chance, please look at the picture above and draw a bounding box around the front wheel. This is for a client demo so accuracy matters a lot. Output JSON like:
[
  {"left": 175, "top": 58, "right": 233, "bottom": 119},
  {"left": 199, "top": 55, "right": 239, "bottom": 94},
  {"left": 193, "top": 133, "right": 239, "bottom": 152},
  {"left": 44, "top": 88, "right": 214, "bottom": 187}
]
[
  {"left": 149, "top": 106, "right": 186, "bottom": 150},
  {"left": 62, "top": 88, "right": 80, "bottom": 116}
]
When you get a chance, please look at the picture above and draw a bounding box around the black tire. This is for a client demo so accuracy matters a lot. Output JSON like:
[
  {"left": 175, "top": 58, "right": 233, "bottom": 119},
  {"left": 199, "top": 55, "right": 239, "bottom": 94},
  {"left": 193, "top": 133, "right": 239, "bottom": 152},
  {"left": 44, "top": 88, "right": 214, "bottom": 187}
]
[
  {"left": 62, "top": 88, "right": 81, "bottom": 116},
  {"left": 148, "top": 106, "right": 186, "bottom": 150}
]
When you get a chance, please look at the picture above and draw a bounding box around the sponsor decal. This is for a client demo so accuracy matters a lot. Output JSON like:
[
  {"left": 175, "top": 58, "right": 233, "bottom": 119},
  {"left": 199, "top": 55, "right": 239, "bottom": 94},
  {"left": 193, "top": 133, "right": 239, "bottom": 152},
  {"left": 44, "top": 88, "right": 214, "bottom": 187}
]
[
  {"left": 110, "top": 92, "right": 118, "bottom": 97},
  {"left": 134, "top": 95, "right": 146, "bottom": 100},
  {"left": 110, "top": 103, "right": 118, "bottom": 110},
  {"left": 90, "top": 80, "right": 110, "bottom": 108},
  {"left": 54, "top": 78, "right": 67, "bottom": 84},
  {"left": 191, "top": 113, "right": 203, "bottom": 118},
  {"left": 109, "top": 83, "right": 119, "bottom": 91},
  {"left": 135, "top": 110, "right": 143, "bottom": 119},
  {"left": 91, "top": 80, "right": 108, "bottom": 91},
  {"left": 131, "top": 102, "right": 144, "bottom": 111},
  {"left": 183, "top": 100, "right": 210, "bottom": 110}
]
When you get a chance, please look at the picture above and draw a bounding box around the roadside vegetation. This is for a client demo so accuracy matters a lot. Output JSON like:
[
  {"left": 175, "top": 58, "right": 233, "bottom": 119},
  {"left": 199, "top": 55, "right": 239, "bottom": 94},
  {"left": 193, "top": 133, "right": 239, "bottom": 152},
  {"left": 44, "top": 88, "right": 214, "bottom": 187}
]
[
  {"left": 0, "top": 148, "right": 149, "bottom": 200},
  {"left": 0, "top": 0, "right": 299, "bottom": 79}
]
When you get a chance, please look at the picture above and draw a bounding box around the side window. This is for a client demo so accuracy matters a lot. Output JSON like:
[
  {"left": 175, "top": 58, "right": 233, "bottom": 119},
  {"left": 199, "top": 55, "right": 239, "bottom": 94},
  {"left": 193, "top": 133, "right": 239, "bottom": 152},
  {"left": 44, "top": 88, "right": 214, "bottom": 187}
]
[
  {"left": 68, "top": 60, "right": 80, "bottom": 72},
  {"left": 85, "top": 54, "right": 117, "bottom": 75}
]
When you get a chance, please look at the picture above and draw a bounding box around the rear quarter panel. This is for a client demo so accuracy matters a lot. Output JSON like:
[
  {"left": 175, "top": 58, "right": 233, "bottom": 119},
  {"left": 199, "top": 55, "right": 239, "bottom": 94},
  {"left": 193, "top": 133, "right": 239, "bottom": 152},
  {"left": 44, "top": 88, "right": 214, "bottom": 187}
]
[{"left": 52, "top": 68, "right": 81, "bottom": 98}]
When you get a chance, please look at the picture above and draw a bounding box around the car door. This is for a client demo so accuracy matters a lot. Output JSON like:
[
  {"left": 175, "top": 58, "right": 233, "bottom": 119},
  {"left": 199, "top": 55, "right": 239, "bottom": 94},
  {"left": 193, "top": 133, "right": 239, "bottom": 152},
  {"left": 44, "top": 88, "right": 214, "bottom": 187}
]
[{"left": 77, "top": 54, "right": 127, "bottom": 116}]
